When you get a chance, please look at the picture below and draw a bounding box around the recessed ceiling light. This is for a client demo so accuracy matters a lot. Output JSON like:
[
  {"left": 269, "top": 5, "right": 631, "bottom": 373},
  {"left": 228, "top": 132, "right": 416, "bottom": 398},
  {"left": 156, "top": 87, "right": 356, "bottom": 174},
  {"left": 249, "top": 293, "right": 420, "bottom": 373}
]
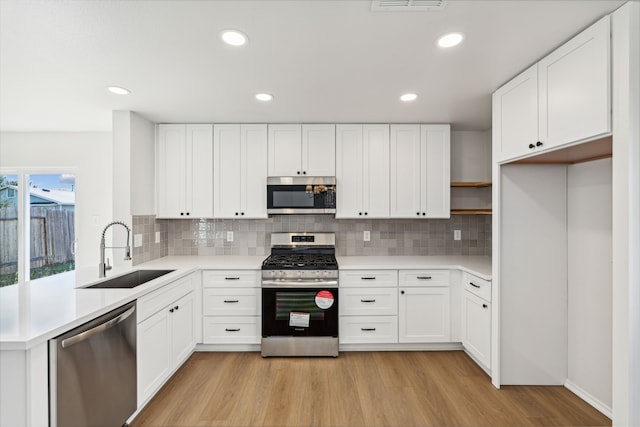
[
  {"left": 220, "top": 29, "right": 248, "bottom": 46},
  {"left": 436, "top": 32, "right": 464, "bottom": 48},
  {"left": 255, "top": 93, "right": 273, "bottom": 102},
  {"left": 400, "top": 93, "right": 418, "bottom": 102},
  {"left": 107, "top": 86, "right": 130, "bottom": 95}
]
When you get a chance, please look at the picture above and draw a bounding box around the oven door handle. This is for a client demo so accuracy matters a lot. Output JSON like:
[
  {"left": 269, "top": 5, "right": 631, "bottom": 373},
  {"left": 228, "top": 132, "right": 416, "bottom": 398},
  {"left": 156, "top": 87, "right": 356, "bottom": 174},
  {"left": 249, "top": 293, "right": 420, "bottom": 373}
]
[{"left": 261, "top": 280, "right": 338, "bottom": 288}]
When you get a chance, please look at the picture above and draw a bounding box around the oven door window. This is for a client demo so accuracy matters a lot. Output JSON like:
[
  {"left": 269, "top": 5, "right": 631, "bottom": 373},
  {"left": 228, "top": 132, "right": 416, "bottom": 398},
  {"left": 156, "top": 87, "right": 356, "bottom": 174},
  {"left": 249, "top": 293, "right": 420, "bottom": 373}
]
[{"left": 263, "top": 288, "right": 338, "bottom": 337}]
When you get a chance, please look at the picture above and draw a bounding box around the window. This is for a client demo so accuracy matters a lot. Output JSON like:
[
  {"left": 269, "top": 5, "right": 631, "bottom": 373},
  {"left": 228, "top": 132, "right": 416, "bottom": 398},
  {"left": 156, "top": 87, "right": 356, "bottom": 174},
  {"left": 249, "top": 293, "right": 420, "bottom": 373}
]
[{"left": 0, "top": 172, "right": 76, "bottom": 287}]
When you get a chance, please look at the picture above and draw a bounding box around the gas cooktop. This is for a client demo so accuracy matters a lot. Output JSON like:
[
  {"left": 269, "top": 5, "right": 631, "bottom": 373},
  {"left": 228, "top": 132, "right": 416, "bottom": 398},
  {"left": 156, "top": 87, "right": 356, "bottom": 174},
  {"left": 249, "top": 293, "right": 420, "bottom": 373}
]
[{"left": 261, "top": 253, "right": 338, "bottom": 270}]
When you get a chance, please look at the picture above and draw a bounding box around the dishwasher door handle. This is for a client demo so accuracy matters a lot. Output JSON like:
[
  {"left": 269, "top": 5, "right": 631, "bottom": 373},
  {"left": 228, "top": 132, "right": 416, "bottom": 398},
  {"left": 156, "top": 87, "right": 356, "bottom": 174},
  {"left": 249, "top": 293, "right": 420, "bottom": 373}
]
[{"left": 61, "top": 306, "right": 136, "bottom": 348}]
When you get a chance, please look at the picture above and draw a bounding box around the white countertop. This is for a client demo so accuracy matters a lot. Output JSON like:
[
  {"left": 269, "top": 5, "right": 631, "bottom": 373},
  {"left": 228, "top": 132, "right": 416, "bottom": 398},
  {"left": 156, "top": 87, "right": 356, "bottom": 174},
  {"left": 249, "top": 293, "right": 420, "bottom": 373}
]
[
  {"left": 0, "top": 255, "right": 490, "bottom": 350},
  {"left": 337, "top": 256, "right": 492, "bottom": 279}
]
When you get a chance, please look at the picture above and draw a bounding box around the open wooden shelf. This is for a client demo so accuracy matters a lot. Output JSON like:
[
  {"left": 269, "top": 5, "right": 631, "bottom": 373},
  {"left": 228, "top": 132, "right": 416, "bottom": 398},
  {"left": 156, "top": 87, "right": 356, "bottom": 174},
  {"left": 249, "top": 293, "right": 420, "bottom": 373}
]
[
  {"left": 451, "top": 181, "right": 492, "bottom": 187},
  {"left": 450, "top": 209, "right": 492, "bottom": 215}
]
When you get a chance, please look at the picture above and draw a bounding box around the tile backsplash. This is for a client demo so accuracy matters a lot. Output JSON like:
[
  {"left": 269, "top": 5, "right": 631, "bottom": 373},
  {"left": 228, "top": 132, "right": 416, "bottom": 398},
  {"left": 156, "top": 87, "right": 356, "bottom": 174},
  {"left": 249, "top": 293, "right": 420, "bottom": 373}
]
[{"left": 133, "top": 214, "right": 490, "bottom": 264}]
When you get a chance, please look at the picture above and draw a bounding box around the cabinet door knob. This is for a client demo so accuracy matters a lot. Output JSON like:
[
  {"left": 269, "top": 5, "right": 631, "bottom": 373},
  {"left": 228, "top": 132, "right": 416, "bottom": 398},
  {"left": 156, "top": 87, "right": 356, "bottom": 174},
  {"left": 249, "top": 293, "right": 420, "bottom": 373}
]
[
  {"left": 169, "top": 308, "right": 174, "bottom": 313},
  {"left": 174, "top": 305, "right": 179, "bottom": 311},
  {"left": 241, "top": 212, "right": 245, "bottom": 216},
  {"left": 529, "top": 143, "right": 535, "bottom": 149},
  {"left": 483, "top": 304, "right": 488, "bottom": 308},
  {"left": 235, "top": 212, "right": 239, "bottom": 216},
  {"left": 297, "top": 171, "right": 301, "bottom": 175},
  {"left": 359, "top": 212, "right": 362, "bottom": 216},
  {"left": 364, "top": 212, "right": 368, "bottom": 215},
  {"left": 303, "top": 171, "right": 307, "bottom": 175},
  {"left": 186, "top": 212, "right": 190, "bottom": 216},
  {"left": 422, "top": 212, "right": 426, "bottom": 216},
  {"left": 401, "top": 290, "right": 405, "bottom": 295},
  {"left": 536, "top": 141, "right": 543, "bottom": 147},
  {"left": 416, "top": 212, "right": 420, "bottom": 216},
  {"left": 180, "top": 212, "right": 184, "bottom": 216}
]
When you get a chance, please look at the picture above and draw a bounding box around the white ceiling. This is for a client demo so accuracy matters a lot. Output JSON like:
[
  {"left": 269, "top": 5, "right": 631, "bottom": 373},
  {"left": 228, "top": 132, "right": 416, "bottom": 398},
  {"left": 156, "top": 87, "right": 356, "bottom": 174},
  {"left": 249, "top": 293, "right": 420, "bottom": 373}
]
[{"left": 0, "top": 0, "right": 626, "bottom": 132}]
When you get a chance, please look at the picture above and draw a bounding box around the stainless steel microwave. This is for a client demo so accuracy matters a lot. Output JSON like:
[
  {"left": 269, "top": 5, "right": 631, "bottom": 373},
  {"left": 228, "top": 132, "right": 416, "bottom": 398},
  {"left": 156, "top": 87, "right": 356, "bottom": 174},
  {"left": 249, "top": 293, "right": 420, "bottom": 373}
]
[{"left": 266, "top": 177, "right": 336, "bottom": 214}]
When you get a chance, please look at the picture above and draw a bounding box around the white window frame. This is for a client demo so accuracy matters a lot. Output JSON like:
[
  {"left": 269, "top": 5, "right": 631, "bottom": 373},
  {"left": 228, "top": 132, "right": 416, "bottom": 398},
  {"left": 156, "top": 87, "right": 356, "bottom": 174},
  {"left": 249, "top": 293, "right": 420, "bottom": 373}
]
[{"left": 0, "top": 167, "right": 78, "bottom": 284}]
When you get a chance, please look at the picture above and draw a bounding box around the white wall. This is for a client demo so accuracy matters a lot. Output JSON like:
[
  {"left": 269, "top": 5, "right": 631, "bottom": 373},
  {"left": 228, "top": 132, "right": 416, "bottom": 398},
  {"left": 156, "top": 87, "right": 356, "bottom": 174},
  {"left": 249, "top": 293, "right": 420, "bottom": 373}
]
[
  {"left": 499, "top": 164, "right": 568, "bottom": 385},
  {"left": 611, "top": 2, "right": 640, "bottom": 425},
  {"left": 0, "top": 132, "right": 112, "bottom": 269},
  {"left": 130, "top": 113, "right": 155, "bottom": 215},
  {"left": 111, "top": 111, "right": 156, "bottom": 269},
  {"left": 450, "top": 130, "right": 491, "bottom": 181},
  {"left": 567, "top": 158, "right": 612, "bottom": 412}
]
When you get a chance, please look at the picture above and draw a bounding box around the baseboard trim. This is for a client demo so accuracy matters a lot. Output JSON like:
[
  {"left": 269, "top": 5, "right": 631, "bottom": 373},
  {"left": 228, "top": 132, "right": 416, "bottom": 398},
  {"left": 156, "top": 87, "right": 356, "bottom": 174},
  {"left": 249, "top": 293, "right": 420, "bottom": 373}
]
[
  {"left": 196, "top": 343, "right": 261, "bottom": 352},
  {"left": 564, "top": 379, "right": 612, "bottom": 419},
  {"left": 339, "top": 342, "right": 463, "bottom": 352}
]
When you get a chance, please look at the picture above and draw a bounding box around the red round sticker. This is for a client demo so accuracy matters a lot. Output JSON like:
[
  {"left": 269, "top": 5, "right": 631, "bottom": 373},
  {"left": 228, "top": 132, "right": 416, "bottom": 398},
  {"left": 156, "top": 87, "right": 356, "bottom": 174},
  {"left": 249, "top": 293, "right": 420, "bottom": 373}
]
[{"left": 315, "top": 290, "right": 334, "bottom": 309}]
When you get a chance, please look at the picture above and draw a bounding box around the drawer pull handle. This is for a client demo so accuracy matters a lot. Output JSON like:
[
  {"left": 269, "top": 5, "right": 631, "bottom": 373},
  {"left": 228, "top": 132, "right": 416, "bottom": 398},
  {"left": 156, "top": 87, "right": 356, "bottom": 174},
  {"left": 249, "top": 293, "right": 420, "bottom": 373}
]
[
  {"left": 469, "top": 282, "right": 481, "bottom": 288},
  {"left": 225, "top": 328, "right": 241, "bottom": 332},
  {"left": 361, "top": 299, "right": 376, "bottom": 303},
  {"left": 361, "top": 277, "right": 376, "bottom": 280},
  {"left": 417, "top": 276, "right": 432, "bottom": 280},
  {"left": 225, "top": 277, "right": 240, "bottom": 280},
  {"left": 224, "top": 299, "right": 240, "bottom": 303},
  {"left": 361, "top": 328, "right": 377, "bottom": 332}
]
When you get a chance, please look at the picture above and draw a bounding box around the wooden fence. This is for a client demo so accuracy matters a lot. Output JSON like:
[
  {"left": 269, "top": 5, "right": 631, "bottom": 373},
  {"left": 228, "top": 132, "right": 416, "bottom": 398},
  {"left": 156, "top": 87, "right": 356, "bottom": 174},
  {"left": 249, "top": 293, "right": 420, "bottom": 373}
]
[{"left": 0, "top": 207, "right": 75, "bottom": 275}]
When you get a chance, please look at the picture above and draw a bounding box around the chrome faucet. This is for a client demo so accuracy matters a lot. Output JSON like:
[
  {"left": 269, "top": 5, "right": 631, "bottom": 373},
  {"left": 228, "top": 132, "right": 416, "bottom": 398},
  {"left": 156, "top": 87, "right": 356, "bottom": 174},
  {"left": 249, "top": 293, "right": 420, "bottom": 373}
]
[{"left": 99, "top": 221, "right": 131, "bottom": 278}]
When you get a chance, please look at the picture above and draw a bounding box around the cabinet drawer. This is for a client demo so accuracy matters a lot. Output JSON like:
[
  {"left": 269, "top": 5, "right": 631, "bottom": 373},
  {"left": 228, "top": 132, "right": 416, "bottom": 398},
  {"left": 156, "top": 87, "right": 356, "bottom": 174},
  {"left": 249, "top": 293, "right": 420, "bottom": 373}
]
[
  {"left": 462, "top": 272, "right": 491, "bottom": 302},
  {"left": 203, "top": 288, "right": 260, "bottom": 316},
  {"left": 340, "top": 270, "right": 398, "bottom": 287},
  {"left": 202, "top": 270, "right": 260, "bottom": 288},
  {"left": 399, "top": 270, "right": 450, "bottom": 287},
  {"left": 340, "top": 316, "right": 398, "bottom": 344},
  {"left": 340, "top": 287, "right": 397, "bottom": 316},
  {"left": 137, "top": 274, "right": 195, "bottom": 323},
  {"left": 202, "top": 316, "right": 260, "bottom": 344}
]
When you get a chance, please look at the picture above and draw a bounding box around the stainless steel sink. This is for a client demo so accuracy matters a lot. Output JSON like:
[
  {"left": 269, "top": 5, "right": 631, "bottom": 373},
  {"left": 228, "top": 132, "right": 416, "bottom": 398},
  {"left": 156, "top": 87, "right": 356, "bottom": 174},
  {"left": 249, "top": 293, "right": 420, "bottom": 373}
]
[{"left": 86, "top": 269, "right": 175, "bottom": 289}]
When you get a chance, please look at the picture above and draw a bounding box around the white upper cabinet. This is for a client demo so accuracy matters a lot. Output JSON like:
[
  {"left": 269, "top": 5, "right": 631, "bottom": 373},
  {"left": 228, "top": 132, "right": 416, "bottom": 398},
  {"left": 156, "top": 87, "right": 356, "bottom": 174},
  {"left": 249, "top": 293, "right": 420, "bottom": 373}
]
[
  {"left": 493, "top": 15, "right": 611, "bottom": 163},
  {"left": 268, "top": 124, "right": 335, "bottom": 176},
  {"left": 492, "top": 65, "right": 539, "bottom": 162},
  {"left": 336, "top": 124, "right": 390, "bottom": 218},
  {"left": 157, "top": 124, "right": 213, "bottom": 218},
  {"left": 538, "top": 16, "right": 611, "bottom": 149},
  {"left": 390, "top": 124, "right": 450, "bottom": 218},
  {"left": 302, "top": 124, "right": 336, "bottom": 176},
  {"left": 214, "top": 124, "right": 268, "bottom": 219}
]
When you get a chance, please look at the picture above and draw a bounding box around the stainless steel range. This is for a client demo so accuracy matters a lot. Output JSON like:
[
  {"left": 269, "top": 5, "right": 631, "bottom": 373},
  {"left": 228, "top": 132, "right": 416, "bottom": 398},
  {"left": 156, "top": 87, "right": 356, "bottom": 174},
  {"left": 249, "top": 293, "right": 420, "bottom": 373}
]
[{"left": 261, "top": 232, "right": 339, "bottom": 357}]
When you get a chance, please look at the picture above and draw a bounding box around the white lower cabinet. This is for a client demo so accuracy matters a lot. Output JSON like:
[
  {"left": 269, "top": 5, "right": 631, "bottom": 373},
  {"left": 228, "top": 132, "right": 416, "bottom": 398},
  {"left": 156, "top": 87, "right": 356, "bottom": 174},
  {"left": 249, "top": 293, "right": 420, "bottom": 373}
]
[
  {"left": 201, "top": 270, "right": 261, "bottom": 345},
  {"left": 137, "top": 274, "right": 196, "bottom": 406},
  {"left": 340, "top": 316, "right": 398, "bottom": 344},
  {"left": 461, "top": 272, "right": 491, "bottom": 371},
  {"left": 339, "top": 270, "right": 398, "bottom": 344},
  {"left": 398, "top": 270, "right": 451, "bottom": 343}
]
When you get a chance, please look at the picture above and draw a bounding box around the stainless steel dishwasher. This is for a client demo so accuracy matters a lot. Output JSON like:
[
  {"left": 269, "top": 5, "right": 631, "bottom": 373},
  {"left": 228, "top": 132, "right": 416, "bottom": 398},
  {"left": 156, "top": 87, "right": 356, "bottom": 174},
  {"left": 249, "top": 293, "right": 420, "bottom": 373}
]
[{"left": 49, "top": 301, "right": 137, "bottom": 427}]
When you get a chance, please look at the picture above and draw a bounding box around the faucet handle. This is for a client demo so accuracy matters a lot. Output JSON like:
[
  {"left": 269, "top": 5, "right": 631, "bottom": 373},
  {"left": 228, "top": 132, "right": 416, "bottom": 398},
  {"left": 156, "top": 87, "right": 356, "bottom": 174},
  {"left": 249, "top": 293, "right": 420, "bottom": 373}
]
[{"left": 106, "top": 258, "right": 112, "bottom": 271}]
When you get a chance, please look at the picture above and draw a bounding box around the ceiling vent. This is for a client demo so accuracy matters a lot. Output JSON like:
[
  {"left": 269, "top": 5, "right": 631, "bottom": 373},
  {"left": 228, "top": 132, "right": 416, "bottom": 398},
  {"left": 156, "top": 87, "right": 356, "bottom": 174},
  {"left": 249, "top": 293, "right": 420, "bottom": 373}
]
[{"left": 371, "top": 0, "right": 448, "bottom": 12}]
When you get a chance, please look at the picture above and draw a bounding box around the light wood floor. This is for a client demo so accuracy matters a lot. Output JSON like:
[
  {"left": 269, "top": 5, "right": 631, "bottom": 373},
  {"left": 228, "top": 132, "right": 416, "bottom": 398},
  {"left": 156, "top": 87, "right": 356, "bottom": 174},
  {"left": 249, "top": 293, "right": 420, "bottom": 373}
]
[{"left": 131, "top": 351, "right": 611, "bottom": 427}]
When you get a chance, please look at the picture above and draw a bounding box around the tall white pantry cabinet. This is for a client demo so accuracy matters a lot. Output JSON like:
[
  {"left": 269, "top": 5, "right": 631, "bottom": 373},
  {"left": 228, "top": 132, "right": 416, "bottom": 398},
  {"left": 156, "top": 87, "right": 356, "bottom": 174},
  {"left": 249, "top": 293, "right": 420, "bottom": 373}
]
[{"left": 492, "top": 4, "right": 640, "bottom": 426}]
